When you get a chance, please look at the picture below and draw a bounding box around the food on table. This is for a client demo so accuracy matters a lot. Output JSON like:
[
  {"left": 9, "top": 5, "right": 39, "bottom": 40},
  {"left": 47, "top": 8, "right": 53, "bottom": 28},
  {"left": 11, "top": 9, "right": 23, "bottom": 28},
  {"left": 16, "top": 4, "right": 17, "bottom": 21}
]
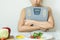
[
  {"left": 0, "top": 29, "right": 9, "bottom": 39},
  {"left": 30, "top": 32, "right": 43, "bottom": 39},
  {"left": 0, "top": 38, "right": 6, "bottom": 40},
  {"left": 0, "top": 27, "right": 11, "bottom": 40},
  {"left": 30, "top": 36, "right": 34, "bottom": 39},
  {"left": 16, "top": 35, "right": 25, "bottom": 39},
  {"left": 38, "top": 38, "right": 44, "bottom": 40},
  {"left": 36, "top": 36, "right": 40, "bottom": 39},
  {"left": 2, "top": 27, "right": 11, "bottom": 38}
]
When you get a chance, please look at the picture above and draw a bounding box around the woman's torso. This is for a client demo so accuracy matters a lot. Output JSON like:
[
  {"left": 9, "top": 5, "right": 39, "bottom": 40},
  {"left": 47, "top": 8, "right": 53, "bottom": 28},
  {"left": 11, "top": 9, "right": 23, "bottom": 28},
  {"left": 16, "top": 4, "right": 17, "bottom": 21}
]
[
  {"left": 25, "top": 6, "right": 48, "bottom": 21},
  {"left": 20, "top": 7, "right": 49, "bottom": 36}
]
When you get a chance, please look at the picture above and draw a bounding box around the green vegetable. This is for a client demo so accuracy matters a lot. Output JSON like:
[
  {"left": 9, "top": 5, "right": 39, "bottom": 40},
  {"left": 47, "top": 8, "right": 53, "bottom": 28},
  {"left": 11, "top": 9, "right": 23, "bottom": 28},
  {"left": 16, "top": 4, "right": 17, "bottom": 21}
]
[
  {"left": 33, "top": 33, "right": 38, "bottom": 38},
  {"left": 38, "top": 32, "right": 43, "bottom": 37},
  {"left": 32, "top": 32, "right": 43, "bottom": 39}
]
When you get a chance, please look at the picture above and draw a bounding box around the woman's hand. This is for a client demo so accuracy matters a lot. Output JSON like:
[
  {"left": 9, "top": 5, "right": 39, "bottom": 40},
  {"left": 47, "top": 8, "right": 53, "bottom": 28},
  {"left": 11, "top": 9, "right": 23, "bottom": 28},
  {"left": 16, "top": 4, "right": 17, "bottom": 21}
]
[
  {"left": 25, "top": 20, "right": 38, "bottom": 26},
  {"left": 24, "top": 20, "right": 33, "bottom": 26},
  {"left": 21, "top": 20, "right": 48, "bottom": 31},
  {"left": 24, "top": 20, "right": 40, "bottom": 26}
]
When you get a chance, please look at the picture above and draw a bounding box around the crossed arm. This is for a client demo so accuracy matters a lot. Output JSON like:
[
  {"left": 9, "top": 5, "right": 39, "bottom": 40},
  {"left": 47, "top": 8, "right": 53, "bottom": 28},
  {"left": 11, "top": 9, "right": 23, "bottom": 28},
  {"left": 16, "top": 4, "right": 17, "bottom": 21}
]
[{"left": 18, "top": 7, "right": 54, "bottom": 32}]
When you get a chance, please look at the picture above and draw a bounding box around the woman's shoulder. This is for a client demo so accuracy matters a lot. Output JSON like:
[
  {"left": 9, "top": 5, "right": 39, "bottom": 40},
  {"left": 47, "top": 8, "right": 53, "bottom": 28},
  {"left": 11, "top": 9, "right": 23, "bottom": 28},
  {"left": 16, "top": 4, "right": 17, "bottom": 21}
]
[
  {"left": 21, "top": 7, "right": 31, "bottom": 11},
  {"left": 42, "top": 6, "right": 52, "bottom": 10},
  {"left": 21, "top": 6, "right": 52, "bottom": 12}
]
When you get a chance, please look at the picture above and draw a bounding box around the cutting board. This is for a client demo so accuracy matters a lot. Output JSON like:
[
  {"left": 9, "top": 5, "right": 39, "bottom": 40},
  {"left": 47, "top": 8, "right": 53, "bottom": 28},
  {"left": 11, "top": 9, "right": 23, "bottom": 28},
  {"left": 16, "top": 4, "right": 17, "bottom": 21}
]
[{"left": 6, "top": 36, "right": 14, "bottom": 40}]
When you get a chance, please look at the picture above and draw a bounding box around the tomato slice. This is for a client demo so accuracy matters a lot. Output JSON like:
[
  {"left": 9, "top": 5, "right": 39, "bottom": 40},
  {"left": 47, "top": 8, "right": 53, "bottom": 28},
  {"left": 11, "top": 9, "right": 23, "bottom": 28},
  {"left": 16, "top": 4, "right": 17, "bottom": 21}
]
[
  {"left": 36, "top": 36, "right": 40, "bottom": 39},
  {"left": 1, "top": 38, "right": 6, "bottom": 40},
  {"left": 30, "top": 36, "right": 34, "bottom": 39}
]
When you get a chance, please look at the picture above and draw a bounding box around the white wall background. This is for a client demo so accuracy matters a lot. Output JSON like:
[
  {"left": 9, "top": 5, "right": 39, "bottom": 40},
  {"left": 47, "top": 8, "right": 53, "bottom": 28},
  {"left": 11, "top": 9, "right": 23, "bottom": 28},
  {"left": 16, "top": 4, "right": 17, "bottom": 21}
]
[{"left": 0, "top": 0, "right": 60, "bottom": 36}]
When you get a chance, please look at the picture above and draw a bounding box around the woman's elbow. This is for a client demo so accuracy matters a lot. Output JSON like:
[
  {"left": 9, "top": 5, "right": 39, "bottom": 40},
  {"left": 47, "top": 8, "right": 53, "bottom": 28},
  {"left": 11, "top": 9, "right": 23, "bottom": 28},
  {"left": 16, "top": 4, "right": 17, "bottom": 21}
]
[
  {"left": 18, "top": 26, "right": 24, "bottom": 32},
  {"left": 18, "top": 28, "right": 25, "bottom": 32},
  {"left": 18, "top": 29, "right": 24, "bottom": 32},
  {"left": 49, "top": 23, "right": 54, "bottom": 29}
]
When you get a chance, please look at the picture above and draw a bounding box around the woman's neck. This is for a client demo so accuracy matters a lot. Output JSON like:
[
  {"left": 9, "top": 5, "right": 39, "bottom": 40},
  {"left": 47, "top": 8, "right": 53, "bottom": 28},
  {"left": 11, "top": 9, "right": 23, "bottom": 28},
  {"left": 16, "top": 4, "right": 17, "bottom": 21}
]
[{"left": 32, "top": 4, "right": 42, "bottom": 7}]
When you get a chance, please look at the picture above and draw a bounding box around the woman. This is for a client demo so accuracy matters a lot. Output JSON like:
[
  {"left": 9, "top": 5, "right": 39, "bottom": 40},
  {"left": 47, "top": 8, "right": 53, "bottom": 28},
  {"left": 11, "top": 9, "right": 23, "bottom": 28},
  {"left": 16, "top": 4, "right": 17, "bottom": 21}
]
[{"left": 18, "top": 0, "right": 54, "bottom": 32}]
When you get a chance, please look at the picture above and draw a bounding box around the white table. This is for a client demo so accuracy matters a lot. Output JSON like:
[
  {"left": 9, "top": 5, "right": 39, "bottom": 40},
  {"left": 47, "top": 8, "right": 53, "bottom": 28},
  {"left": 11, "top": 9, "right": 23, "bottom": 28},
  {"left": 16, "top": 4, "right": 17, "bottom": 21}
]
[{"left": 13, "top": 31, "right": 60, "bottom": 40}]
